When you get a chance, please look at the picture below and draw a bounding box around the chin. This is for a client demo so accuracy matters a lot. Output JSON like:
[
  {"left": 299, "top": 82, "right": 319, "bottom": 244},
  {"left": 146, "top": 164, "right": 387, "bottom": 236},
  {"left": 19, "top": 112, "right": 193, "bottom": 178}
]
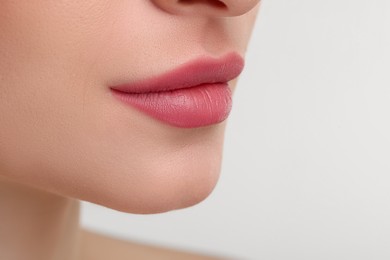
[
  {"left": 75, "top": 121, "right": 228, "bottom": 214},
  {"left": 6, "top": 153, "right": 222, "bottom": 214},
  {"left": 89, "top": 149, "right": 223, "bottom": 214},
  {"left": 3, "top": 150, "right": 223, "bottom": 215}
]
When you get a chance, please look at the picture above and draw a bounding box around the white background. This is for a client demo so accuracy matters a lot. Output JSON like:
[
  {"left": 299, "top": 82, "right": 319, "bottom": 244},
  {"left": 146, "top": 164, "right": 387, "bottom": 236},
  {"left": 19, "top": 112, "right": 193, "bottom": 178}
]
[{"left": 81, "top": 1, "right": 390, "bottom": 259}]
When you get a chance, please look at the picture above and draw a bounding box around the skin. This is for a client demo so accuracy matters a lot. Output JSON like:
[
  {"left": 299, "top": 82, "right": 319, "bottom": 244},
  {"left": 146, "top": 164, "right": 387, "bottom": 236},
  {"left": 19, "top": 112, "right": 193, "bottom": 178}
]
[{"left": 0, "top": 1, "right": 261, "bottom": 259}]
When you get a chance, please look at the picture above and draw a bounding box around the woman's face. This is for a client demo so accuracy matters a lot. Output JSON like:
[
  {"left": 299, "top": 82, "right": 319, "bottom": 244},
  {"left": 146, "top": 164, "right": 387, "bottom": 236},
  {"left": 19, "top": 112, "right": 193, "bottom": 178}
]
[{"left": 0, "top": 1, "right": 260, "bottom": 213}]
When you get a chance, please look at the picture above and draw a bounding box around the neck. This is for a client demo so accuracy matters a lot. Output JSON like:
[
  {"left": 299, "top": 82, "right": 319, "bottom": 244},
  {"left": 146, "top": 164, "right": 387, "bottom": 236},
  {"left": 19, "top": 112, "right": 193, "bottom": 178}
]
[{"left": 0, "top": 177, "right": 81, "bottom": 260}]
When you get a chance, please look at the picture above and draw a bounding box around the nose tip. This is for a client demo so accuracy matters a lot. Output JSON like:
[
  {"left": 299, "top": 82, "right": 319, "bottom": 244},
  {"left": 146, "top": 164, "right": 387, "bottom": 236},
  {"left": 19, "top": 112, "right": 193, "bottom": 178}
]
[{"left": 151, "top": 0, "right": 260, "bottom": 17}]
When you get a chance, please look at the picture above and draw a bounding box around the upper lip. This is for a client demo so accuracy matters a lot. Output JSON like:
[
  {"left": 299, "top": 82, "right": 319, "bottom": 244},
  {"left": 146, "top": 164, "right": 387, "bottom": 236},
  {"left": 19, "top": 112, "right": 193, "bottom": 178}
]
[{"left": 109, "top": 52, "right": 245, "bottom": 94}]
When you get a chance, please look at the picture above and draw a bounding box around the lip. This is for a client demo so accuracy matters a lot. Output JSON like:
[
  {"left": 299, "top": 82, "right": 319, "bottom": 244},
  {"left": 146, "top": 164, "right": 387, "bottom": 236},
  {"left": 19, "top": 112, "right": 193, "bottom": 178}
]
[{"left": 109, "top": 52, "right": 245, "bottom": 128}]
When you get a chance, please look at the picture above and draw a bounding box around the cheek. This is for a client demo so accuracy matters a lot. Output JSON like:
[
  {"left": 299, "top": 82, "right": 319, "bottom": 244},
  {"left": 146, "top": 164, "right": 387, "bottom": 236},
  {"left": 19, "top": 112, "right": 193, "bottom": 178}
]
[
  {"left": 0, "top": 53, "right": 226, "bottom": 215},
  {"left": 0, "top": 1, "right": 243, "bottom": 214},
  {"left": 0, "top": 76, "right": 226, "bottom": 214},
  {"left": 0, "top": 86, "right": 226, "bottom": 214}
]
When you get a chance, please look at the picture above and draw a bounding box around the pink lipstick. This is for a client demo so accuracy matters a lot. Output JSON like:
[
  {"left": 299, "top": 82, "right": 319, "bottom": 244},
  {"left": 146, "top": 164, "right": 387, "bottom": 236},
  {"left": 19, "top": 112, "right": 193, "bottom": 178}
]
[{"left": 109, "top": 52, "right": 244, "bottom": 128}]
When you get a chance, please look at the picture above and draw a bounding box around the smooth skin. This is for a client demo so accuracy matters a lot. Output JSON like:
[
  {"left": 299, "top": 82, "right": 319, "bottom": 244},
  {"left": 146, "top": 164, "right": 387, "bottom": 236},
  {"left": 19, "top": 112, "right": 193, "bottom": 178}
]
[{"left": 0, "top": 1, "right": 261, "bottom": 259}]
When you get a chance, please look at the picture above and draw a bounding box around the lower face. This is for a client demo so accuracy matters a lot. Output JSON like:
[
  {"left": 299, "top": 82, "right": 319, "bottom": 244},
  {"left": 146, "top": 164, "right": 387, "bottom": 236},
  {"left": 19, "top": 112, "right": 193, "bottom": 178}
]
[{"left": 0, "top": 1, "right": 259, "bottom": 213}]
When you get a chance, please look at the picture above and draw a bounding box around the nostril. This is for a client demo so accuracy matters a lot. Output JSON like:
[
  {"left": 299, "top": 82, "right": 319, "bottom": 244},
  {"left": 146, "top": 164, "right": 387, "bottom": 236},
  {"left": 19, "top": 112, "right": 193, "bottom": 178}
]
[{"left": 178, "top": 0, "right": 228, "bottom": 10}]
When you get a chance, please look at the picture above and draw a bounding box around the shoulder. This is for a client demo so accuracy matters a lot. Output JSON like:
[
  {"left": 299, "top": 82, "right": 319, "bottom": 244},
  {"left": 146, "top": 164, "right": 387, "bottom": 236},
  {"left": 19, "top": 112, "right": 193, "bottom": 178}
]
[{"left": 79, "top": 229, "right": 226, "bottom": 260}]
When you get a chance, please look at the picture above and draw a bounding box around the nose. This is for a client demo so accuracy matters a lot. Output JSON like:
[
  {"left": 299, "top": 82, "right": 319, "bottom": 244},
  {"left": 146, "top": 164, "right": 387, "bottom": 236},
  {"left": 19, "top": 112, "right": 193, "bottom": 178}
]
[{"left": 151, "top": 0, "right": 260, "bottom": 17}]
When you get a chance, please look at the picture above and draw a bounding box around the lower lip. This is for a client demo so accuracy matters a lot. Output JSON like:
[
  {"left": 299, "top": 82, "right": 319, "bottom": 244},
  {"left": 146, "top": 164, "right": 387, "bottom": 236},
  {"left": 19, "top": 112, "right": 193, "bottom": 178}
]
[{"left": 110, "top": 83, "right": 232, "bottom": 128}]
